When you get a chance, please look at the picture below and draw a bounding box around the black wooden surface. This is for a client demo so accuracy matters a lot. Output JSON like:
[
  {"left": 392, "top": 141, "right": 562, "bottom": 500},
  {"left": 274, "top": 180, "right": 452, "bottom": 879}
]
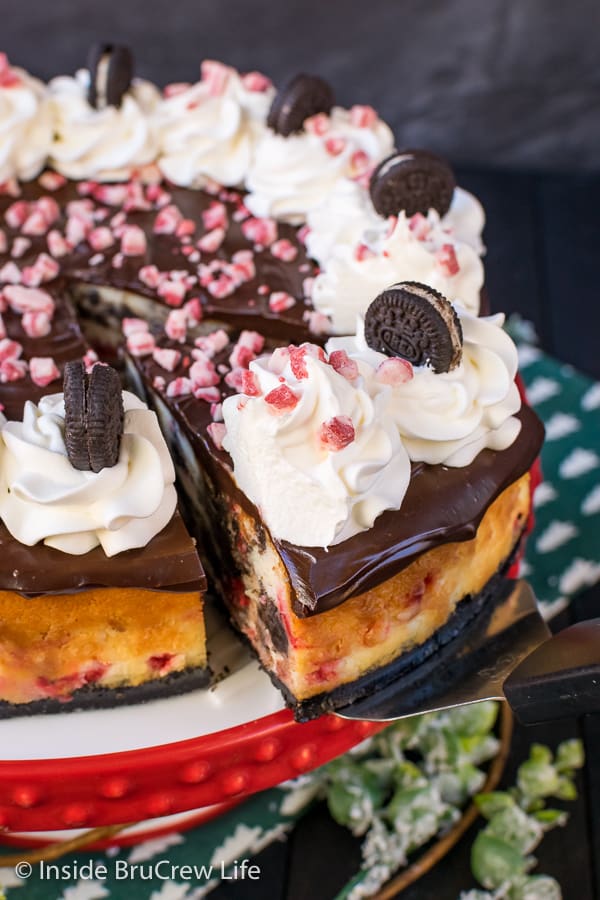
[{"left": 209, "top": 168, "right": 600, "bottom": 899}]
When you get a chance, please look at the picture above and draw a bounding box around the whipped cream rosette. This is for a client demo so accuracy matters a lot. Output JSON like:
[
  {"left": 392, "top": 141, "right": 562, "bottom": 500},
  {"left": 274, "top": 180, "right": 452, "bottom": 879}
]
[
  {"left": 245, "top": 105, "right": 394, "bottom": 223},
  {"left": 0, "top": 53, "right": 53, "bottom": 183},
  {"left": 156, "top": 61, "right": 274, "bottom": 188},
  {"left": 48, "top": 69, "right": 160, "bottom": 181},
  {"left": 221, "top": 344, "right": 411, "bottom": 548},
  {"left": 0, "top": 390, "right": 177, "bottom": 555},
  {"left": 221, "top": 300, "right": 521, "bottom": 548},
  {"left": 310, "top": 210, "right": 485, "bottom": 334}
]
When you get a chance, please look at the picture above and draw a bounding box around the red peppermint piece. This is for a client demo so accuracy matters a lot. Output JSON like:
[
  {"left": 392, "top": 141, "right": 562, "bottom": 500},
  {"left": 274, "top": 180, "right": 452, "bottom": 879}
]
[
  {"left": 153, "top": 347, "right": 182, "bottom": 372},
  {"left": 22, "top": 310, "right": 52, "bottom": 338},
  {"left": 267, "top": 346, "right": 290, "bottom": 374},
  {"left": 166, "top": 376, "right": 193, "bottom": 398},
  {"left": 376, "top": 357, "right": 414, "bottom": 385},
  {"left": 229, "top": 342, "right": 254, "bottom": 370},
  {"left": 329, "top": 349, "right": 359, "bottom": 381},
  {"left": 198, "top": 226, "right": 225, "bottom": 254},
  {"left": 3, "top": 285, "right": 55, "bottom": 317},
  {"left": 264, "top": 384, "right": 299, "bottom": 412},
  {"left": 82, "top": 349, "right": 99, "bottom": 373},
  {"left": 201, "top": 59, "right": 231, "bottom": 96},
  {"left": 38, "top": 171, "right": 67, "bottom": 192},
  {"left": 304, "top": 113, "right": 330, "bottom": 136},
  {"left": 176, "top": 218, "right": 196, "bottom": 238},
  {"left": 29, "top": 356, "right": 60, "bottom": 387},
  {"left": 47, "top": 230, "right": 70, "bottom": 258},
  {"left": 242, "top": 217, "right": 277, "bottom": 247},
  {"left": 121, "top": 317, "right": 149, "bottom": 337},
  {"left": 349, "top": 150, "right": 371, "bottom": 178},
  {"left": 0, "top": 338, "right": 22, "bottom": 361},
  {"left": 303, "top": 310, "right": 331, "bottom": 336},
  {"left": 153, "top": 204, "right": 183, "bottom": 235},
  {"left": 193, "top": 386, "right": 221, "bottom": 403},
  {"left": 324, "top": 137, "right": 347, "bottom": 157},
  {"left": 202, "top": 201, "right": 228, "bottom": 232},
  {"left": 36, "top": 196, "right": 60, "bottom": 227},
  {"left": 22, "top": 210, "right": 49, "bottom": 236},
  {"left": 224, "top": 367, "right": 245, "bottom": 391},
  {"left": 241, "top": 71, "right": 272, "bottom": 92},
  {"left": 319, "top": 415, "right": 355, "bottom": 451},
  {"left": 194, "top": 329, "right": 229, "bottom": 357},
  {"left": 269, "top": 291, "right": 296, "bottom": 313},
  {"left": 121, "top": 225, "right": 147, "bottom": 256},
  {"left": 237, "top": 330, "right": 264, "bottom": 354},
  {"left": 289, "top": 345, "right": 309, "bottom": 380},
  {"left": 158, "top": 279, "right": 187, "bottom": 307},
  {"left": 4, "top": 200, "right": 29, "bottom": 229},
  {"left": 350, "top": 105, "right": 377, "bottom": 128},
  {"left": 435, "top": 243, "right": 460, "bottom": 277},
  {"left": 241, "top": 369, "right": 261, "bottom": 396},
  {"left": 270, "top": 238, "right": 298, "bottom": 262},
  {"left": 0, "top": 261, "right": 21, "bottom": 284},
  {"left": 126, "top": 331, "right": 156, "bottom": 357},
  {"left": 183, "top": 297, "right": 203, "bottom": 325},
  {"left": 409, "top": 212, "right": 432, "bottom": 241},
  {"left": 93, "top": 183, "right": 128, "bottom": 206},
  {"left": 88, "top": 226, "right": 115, "bottom": 251},
  {"left": 354, "top": 242, "right": 375, "bottom": 262},
  {"left": 0, "top": 357, "right": 27, "bottom": 382},
  {"left": 165, "top": 308, "right": 188, "bottom": 342},
  {"left": 11, "top": 236, "right": 31, "bottom": 258},
  {"left": 189, "top": 354, "right": 219, "bottom": 388},
  {"left": 207, "top": 421, "right": 227, "bottom": 450},
  {"left": 138, "top": 265, "right": 162, "bottom": 289}
]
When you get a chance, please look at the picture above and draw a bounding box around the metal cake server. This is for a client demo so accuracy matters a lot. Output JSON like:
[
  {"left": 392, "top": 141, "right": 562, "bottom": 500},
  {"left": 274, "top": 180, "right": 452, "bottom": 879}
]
[{"left": 338, "top": 580, "right": 600, "bottom": 725}]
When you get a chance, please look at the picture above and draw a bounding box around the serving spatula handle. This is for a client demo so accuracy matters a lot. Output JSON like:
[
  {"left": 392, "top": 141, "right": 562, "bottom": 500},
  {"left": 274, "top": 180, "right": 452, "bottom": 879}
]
[{"left": 503, "top": 619, "right": 600, "bottom": 725}]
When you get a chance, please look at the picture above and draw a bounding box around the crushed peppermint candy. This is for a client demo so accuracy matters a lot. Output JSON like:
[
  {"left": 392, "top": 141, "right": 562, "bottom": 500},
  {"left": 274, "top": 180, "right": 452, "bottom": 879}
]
[{"left": 319, "top": 415, "right": 355, "bottom": 451}]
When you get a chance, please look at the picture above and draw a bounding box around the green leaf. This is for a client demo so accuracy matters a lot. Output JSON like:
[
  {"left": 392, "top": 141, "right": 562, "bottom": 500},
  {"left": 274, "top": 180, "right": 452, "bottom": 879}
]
[
  {"left": 533, "top": 808, "right": 568, "bottom": 829},
  {"left": 475, "top": 791, "right": 517, "bottom": 820},
  {"left": 444, "top": 701, "right": 499, "bottom": 737},
  {"left": 517, "top": 759, "right": 561, "bottom": 799},
  {"left": 471, "top": 832, "right": 531, "bottom": 889},
  {"left": 326, "top": 764, "right": 386, "bottom": 834},
  {"left": 392, "top": 759, "right": 427, "bottom": 790},
  {"left": 484, "top": 806, "right": 543, "bottom": 854},
  {"left": 509, "top": 874, "right": 562, "bottom": 899},
  {"left": 555, "top": 776, "right": 577, "bottom": 801},
  {"left": 555, "top": 739, "right": 585, "bottom": 773},
  {"left": 530, "top": 744, "right": 553, "bottom": 765}
]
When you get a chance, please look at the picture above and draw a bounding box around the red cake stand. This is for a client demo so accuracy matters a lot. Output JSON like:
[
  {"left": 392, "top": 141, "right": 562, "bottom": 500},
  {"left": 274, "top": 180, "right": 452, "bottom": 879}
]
[{"left": 0, "top": 608, "right": 385, "bottom": 840}]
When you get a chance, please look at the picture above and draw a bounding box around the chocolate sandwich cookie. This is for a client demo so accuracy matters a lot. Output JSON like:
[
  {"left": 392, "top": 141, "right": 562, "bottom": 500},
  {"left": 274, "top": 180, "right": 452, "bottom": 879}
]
[
  {"left": 87, "top": 43, "right": 134, "bottom": 109},
  {"left": 64, "top": 360, "right": 124, "bottom": 472},
  {"left": 369, "top": 150, "right": 456, "bottom": 219},
  {"left": 364, "top": 281, "right": 463, "bottom": 373},
  {"left": 267, "top": 73, "right": 334, "bottom": 136}
]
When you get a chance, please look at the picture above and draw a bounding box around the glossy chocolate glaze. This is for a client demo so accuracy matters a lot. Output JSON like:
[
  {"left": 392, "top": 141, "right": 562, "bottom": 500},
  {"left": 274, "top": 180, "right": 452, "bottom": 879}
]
[
  {"left": 0, "top": 511, "right": 205, "bottom": 596},
  {"left": 0, "top": 176, "right": 319, "bottom": 345},
  {"left": 131, "top": 324, "right": 544, "bottom": 618}
]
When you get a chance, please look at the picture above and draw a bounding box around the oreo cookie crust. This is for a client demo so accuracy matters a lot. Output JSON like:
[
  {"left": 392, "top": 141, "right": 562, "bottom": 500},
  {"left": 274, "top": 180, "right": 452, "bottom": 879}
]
[
  {"left": 267, "top": 73, "right": 334, "bottom": 136},
  {"left": 64, "top": 360, "right": 124, "bottom": 472},
  {"left": 369, "top": 149, "right": 456, "bottom": 219},
  {"left": 364, "top": 281, "right": 463, "bottom": 373}
]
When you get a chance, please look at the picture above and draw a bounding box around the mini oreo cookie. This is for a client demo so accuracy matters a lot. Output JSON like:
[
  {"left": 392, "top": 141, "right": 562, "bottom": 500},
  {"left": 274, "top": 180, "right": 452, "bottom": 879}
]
[
  {"left": 369, "top": 150, "right": 456, "bottom": 219},
  {"left": 87, "top": 43, "right": 133, "bottom": 109},
  {"left": 364, "top": 281, "right": 463, "bottom": 373},
  {"left": 64, "top": 360, "right": 124, "bottom": 472},
  {"left": 267, "top": 73, "right": 334, "bottom": 137}
]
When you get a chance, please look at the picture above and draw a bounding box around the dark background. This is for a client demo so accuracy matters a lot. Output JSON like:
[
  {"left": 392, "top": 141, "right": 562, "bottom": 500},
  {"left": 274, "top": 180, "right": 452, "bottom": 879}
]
[{"left": 5, "top": 0, "right": 600, "bottom": 171}]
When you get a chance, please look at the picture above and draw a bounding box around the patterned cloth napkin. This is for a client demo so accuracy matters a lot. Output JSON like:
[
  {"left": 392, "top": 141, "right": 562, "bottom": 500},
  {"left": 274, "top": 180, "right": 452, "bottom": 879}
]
[{"left": 1, "top": 329, "right": 599, "bottom": 900}]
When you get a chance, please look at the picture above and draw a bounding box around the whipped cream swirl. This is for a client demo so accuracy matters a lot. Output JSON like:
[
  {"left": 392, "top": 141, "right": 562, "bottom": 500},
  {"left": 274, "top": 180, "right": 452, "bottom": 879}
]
[
  {"left": 245, "top": 106, "right": 394, "bottom": 223},
  {"left": 310, "top": 210, "right": 484, "bottom": 334},
  {"left": 0, "top": 54, "right": 53, "bottom": 183},
  {"left": 221, "top": 308, "right": 521, "bottom": 547},
  {"left": 0, "top": 390, "right": 177, "bottom": 556},
  {"left": 157, "top": 62, "right": 274, "bottom": 188},
  {"left": 221, "top": 346, "right": 411, "bottom": 547},
  {"left": 48, "top": 69, "right": 160, "bottom": 181},
  {"left": 328, "top": 309, "right": 522, "bottom": 467}
]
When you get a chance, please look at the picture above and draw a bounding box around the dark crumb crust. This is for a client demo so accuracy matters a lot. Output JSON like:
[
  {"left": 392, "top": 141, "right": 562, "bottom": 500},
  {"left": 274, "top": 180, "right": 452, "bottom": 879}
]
[
  {"left": 264, "top": 556, "right": 518, "bottom": 723},
  {"left": 0, "top": 666, "right": 211, "bottom": 720}
]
